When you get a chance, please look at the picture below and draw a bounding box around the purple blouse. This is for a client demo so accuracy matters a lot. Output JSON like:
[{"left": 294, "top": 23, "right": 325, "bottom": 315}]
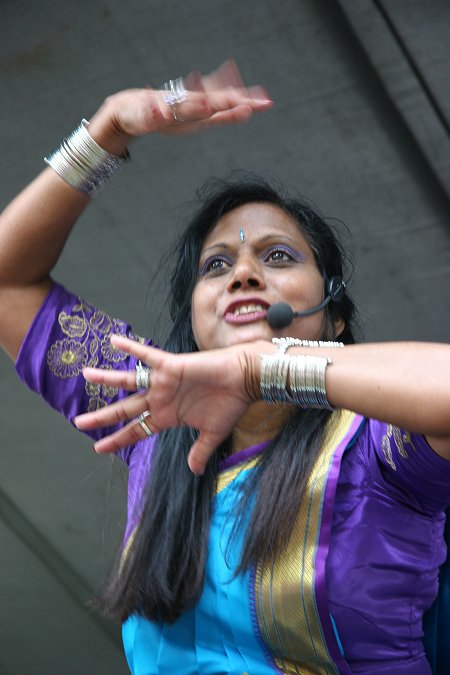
[{"left": 16, "top": 282, "right": 450, "bottom": 673}]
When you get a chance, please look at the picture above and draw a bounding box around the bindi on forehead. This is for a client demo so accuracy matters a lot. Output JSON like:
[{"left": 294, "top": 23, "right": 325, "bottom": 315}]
[{"left": 202, "top": 204, "right": 311, "bottom": 254}]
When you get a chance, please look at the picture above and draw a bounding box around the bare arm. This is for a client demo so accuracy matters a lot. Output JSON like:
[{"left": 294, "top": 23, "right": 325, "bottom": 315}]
[
  {"left": 0, "top": 63, "right": 272, "bottom": 359},
  {"left": 0, "top": 102, "right": 134, "bottom": 359},
  {"left": 314, "top": 340, "right": 450, "bottom": 459},
  {"left": 0, "top": 170, "right": 90, "bottom": 359}
]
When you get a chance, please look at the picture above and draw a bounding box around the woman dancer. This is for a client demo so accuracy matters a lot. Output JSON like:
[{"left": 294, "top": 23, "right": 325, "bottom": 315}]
[{"left": 1, "top": 63, "right": 449, "bottom": 674}]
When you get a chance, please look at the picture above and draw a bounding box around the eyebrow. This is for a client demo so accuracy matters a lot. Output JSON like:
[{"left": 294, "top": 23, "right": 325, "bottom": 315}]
[{"left": 201, "top": 233, "right": 304, "bottom": 256}]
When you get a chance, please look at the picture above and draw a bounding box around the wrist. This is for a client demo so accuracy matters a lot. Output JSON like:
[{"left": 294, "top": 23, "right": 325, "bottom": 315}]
[
  {"left": 88, "top": 97, "right": 133, "bottom": 156},
  {"left": 44, "top": 116, "right": 130, "bottom": 198},
  {"left": 245, "top": 340, "right": 275, "bottom": 402},
  {"left": 259, "top": 338, "right": 336, "bottom": 409}
]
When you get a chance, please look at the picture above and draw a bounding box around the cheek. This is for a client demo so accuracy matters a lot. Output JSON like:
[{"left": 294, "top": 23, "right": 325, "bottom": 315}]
[
  {"left": 286, "top": 268, "right": 323, "bottom": 302},
  {"left": 191, "top": 286, "right": 210, "bottom": 350},
  {"left": 191, "top": 289, "right": 201, "bottom": 344}
]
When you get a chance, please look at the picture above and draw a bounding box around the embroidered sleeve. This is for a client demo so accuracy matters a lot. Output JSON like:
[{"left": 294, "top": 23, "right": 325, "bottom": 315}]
[{"left": 16, "top": 282, "right": 149, "bottom": 443}]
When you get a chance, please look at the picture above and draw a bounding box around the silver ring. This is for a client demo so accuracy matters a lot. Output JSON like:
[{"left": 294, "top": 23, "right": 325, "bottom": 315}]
[
  {"left": 138, "top": 411, "right": 153, "bottom": 437},
  {"left": 135, "top": 360, "right": 151, "bottom": 390},
  {"left": 161, "top": 77, "right": 188, "bottom": 121}
]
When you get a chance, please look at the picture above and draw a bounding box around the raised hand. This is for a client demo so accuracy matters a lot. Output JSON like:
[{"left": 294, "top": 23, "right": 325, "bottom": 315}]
[
  {"left": 74, "top": 334, "right": 262, "bottom": 475},
  {"left": 89, "top": 60, "right": 272, "bottom": 152}
]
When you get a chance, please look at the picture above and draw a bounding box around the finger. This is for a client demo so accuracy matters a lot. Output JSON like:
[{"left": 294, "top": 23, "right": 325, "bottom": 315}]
[
  {"left": 160, "top": 85, "right": 272, "bottom": 130},
  {"left": 163, "top": 105, "right": 254, "bottom": 137},
  {"left": 187, "top": 431, "right": 224, "bottom": 476},
  {"left": 198, "top": 105, "right": 255, "bottom": 127},
  {"left": 163, "top": 99, "right": 274, "bottom": 137},
  {"left": 109, "top": 335, "right": 164, "bottom": 368},
  {"left": 219, "top": 59, "right": 245, "bottom": 88},
  {"left": 92, "top": 416, "right": 156, "bottom": 454},
  {"left": 82, "top": 366, "right": 138, "bottom": 391},
  {"left": 74, "top": 391, "right": 148, "bottom": 430},
  {"left": 202, "top": 59, "right": 245, "bottom": 92},
  {"left": 190, "top": 89, "right": 271, "bottom": 119},
  {"left": 183, "top": 69, "right": 204, "bottom": 92},
  {"left": 247, "top": 85, "right": 272, "bottom": 104},
  {"left": 162, "top": 98, "right": 271, "bottom": 135}
]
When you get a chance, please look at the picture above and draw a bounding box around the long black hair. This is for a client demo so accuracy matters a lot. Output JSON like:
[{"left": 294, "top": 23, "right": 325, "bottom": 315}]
[{"left": 99, "top": 176, "right": 359, "bottom": 623}]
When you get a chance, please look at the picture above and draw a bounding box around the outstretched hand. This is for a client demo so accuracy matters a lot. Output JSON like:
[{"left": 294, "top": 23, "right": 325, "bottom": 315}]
[
  {"left": 74, "top": 335, "right": 263, "bottom": 475},
  {"left": 90, "top": 60, "right": 272, "bottom": 150}
]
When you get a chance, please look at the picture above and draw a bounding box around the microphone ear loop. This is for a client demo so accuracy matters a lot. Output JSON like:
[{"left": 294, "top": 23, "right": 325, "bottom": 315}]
[
  {"left": 324, "top": 276, "right": 346, "bottom": 340},
  {"left": 326, "top": 276, "right": 346, "bottom": 303}
]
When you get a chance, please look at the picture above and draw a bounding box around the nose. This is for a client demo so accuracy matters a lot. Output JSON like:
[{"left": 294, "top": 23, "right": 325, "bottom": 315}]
[{"left": 227, "top": 252, "right": 266, "bottom": 292}]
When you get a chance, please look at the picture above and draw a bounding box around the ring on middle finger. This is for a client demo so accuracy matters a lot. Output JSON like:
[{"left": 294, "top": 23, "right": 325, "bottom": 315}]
[
  {"left": 161, "top": 77, "right": 188, "bottom": 121},
  {"left": 135, "top": 360, "right": 151, "bottom": 390}
]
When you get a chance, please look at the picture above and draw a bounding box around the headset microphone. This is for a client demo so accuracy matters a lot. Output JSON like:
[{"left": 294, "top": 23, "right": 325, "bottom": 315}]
[{"left": 267, "top": 276, "right": 346, "bottom": 329}]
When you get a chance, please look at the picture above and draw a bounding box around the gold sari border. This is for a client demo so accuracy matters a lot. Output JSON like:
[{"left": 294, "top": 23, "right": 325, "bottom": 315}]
[
  {"left": 253, "top": 410, "right": 364, "bottom": 674},
  {"left": 216, "top": 456, "right": 261, "bottom": 495}
]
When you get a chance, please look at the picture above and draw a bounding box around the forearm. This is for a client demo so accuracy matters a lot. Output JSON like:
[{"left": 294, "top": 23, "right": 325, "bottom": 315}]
[
  {"left": 0, "top": 100, "right": 132, "bottom": 359},
  {"left": 253, "top": 340, "right": 450, "bottom": 444},
  {"left": 325, "top": 342, "right": 450, "bottom": 436},
  {"left": 0, "top": 99, "right": 131, "bottom": 288}
]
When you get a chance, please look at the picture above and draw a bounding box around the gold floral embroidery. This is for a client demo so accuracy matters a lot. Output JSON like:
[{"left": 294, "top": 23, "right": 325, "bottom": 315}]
[
  {"left": 58, "top": 312, "right": 87, "bottom": 338},
  {"left": 47, "top": 297, "right": 144, "bottom": 411},
  {"left": 47, "top": 339, "right": 88, "bottom": 378},
  {"left": 381, "top": 423, "right": 417, "bottom": 470},
  {"left": 90, "top": 310, "right": 113, "bottom": 335}
]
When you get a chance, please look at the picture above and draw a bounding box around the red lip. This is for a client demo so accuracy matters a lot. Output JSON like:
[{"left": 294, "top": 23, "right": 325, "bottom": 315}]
[{"left": 223, "top": 298, "right": 270, "bottom": 324}]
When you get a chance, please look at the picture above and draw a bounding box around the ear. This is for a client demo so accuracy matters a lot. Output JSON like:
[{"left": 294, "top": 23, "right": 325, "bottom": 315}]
[{"left": 334, "top": 317, "right": 346, "bottom": 338}]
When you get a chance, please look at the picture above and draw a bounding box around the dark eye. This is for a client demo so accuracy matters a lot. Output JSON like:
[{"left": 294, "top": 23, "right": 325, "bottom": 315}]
[
  {"left": 199, "top": 256, "right": 231, "bottom": 277},
  {"left": 208, "top": 258, "right": 226, "bottom": 271},
  {"left": 265, "top": 247, "right": 295, "bottom": 264}
]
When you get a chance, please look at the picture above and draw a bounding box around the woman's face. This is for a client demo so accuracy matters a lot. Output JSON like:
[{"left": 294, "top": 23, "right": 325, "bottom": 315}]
[{"left": 192, "top": 202, "right": 342, "bottom": 351}]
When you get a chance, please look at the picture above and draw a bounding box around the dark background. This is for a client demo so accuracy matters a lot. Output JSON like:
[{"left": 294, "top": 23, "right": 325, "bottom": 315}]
[{"left": 0, "top": 1, "right": 449, "bottom": 672}]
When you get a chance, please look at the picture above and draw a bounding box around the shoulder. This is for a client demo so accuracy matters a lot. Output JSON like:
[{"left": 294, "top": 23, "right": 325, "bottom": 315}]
[{"left": 352, "top": 417, "right": 450, "bottom": 513}]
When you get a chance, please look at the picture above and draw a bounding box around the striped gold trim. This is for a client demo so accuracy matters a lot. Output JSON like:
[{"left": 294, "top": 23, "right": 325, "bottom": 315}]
[
  {"left": 255, "top": 410, "right": 357, "bottom": 674},
  {"left": 119, "top": 527, "right": 137, "bottom": 573},
  {"left": 216, "top": 457, "right": 260, "bottom": 495}
]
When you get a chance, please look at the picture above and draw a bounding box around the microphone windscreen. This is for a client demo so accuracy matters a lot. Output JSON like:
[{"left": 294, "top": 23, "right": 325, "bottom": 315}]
[{"left": 267, "top": 303, "right": 294, "bottom": 329}]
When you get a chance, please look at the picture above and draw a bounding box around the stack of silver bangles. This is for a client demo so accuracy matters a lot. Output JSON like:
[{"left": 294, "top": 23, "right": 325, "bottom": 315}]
[
  {"left": 260, "top": 337, "right": 344, "bottom": 409},
  {"left": 44, "top": 119, "right": 129, "bottom": 198}
]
